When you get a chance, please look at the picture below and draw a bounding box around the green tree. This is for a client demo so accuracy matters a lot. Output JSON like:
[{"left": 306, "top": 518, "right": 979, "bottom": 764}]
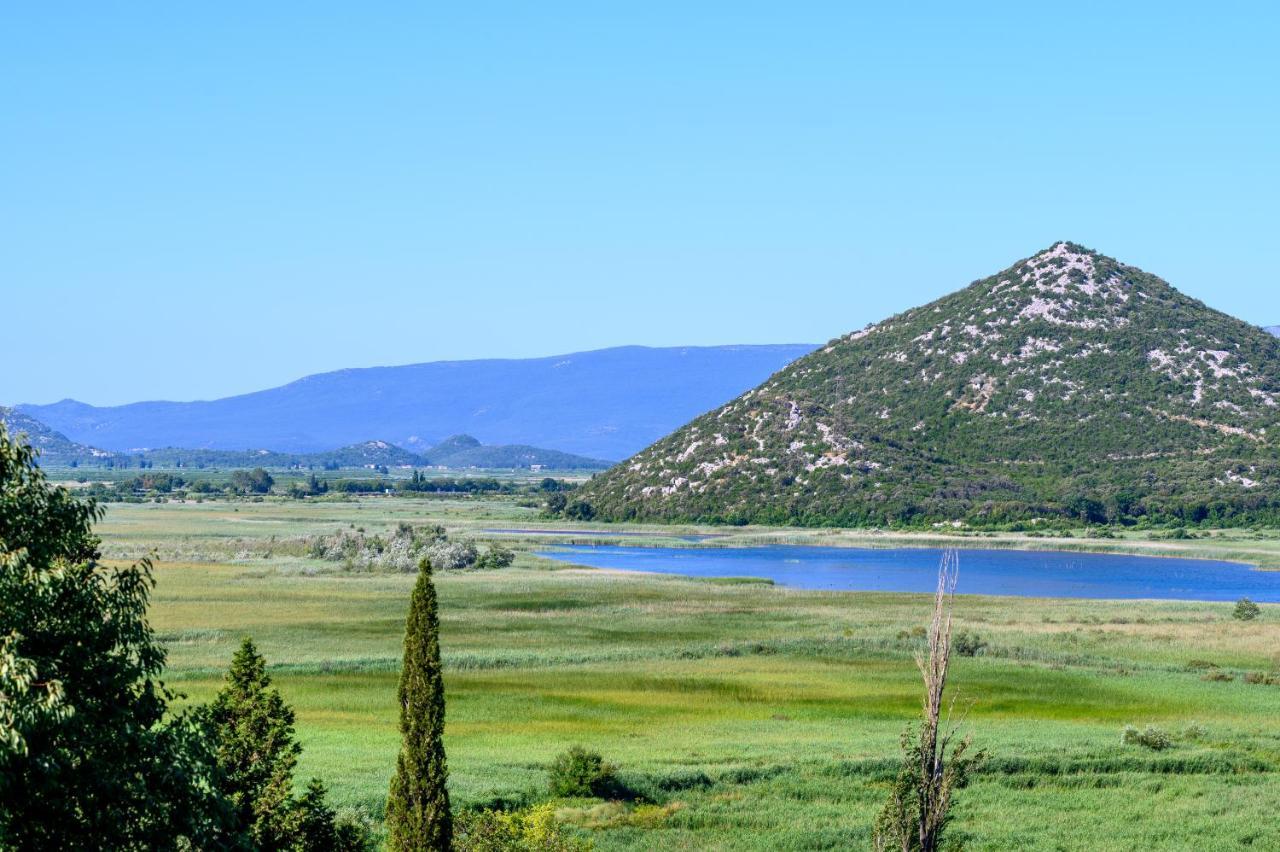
[
  {"left": 387, "top": 559, "right": 453, "bottom": 851},
  {"left": 288, "top": 778, "right": 371, "bottom": 852},
  {"left": 0, "top": 424, "right": 228, "bottom": 849},
  {"left": 231, "top": 467, "right": 275, "bottom": 494},
  {"left": 208, "top": 637, "right": 302, "bottom": 849},
  {"left": 1233, "top": 597, "right": 1261, "bottom": 621},
  {"left": 206, "top": 638, "right": 372, "bottom": 850},
  {"left": 544, "top": 492, "right": 568, "bottom": 516}
]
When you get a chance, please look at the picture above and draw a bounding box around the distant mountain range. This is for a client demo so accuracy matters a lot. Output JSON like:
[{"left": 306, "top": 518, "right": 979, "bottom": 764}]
[
  {"left": 16, "top": 345, "right": 817, "bottom": 461},
  {"left": 1267, "top": 325, "right": 1280, "bottom": 337},
  {"left": 0, "top": 407, "right": 610, "bottom": 471},
  {"left": 581, "top": 243, "right": 1280, "bottom": 525}
]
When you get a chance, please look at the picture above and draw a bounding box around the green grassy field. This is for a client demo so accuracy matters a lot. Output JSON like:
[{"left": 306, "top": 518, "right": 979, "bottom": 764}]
[{"left": 99, "top": 498, "right": 1280, "bottom": 849}]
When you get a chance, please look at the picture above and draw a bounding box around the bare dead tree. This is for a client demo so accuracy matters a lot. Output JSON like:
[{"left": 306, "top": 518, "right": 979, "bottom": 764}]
[{"left": 873, "top": 550, "right": 984, "bottom": 852}]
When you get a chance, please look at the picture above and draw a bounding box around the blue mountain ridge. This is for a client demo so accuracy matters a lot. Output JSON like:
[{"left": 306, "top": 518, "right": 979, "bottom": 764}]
[{"left": 17, "top": 345, "right": 818, "bottom": 461}]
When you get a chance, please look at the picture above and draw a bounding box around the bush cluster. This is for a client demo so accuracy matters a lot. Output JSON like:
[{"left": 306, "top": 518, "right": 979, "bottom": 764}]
[
  {"left": 304, "top": 523, "right": 516, "bottom": 573},
  {"left": 1121, "top": 725, "right": 1172, "bottom": 751},
  {"left": 455, "top": 803, "right": 591, "bottom": 851},
  {"left": 1233, "top": 598, "right": 1261, "bottom": 621},
  {"left": 952, "top": 631, "right": 987, "bottom": 657},
  {"left": 307, "top": 523, "right": 447, "bottom": 571},
  {"left": 549, "top": 746, "right": 619, "bottom": 799}
]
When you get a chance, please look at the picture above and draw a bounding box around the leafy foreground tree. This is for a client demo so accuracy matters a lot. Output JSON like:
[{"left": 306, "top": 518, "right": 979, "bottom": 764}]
[
  {"left": 0, "top": 424, "right": 229, "bottom": 849},
  {"left": 874, "top": 551, "right": 985, "bottom": 852},
  {"left": 208, "top": 637, "right": 371, "bottom": 851},
  {"left": 387, "top": 559, "right": 454, "bottom": 851}
]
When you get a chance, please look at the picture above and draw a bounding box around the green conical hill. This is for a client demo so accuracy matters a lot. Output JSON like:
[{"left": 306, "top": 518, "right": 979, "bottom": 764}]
[{"left": 581, "top": 243, "right": 1280, "bottom": 525}]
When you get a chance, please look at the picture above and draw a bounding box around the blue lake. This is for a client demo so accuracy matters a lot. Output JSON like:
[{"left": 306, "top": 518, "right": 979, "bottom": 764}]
[
  {"left": 535, "top": 544, "right": 1280, "bottom": 602},
  {"left": 485, "top": 528, "right": 724, "bottom": 543}
]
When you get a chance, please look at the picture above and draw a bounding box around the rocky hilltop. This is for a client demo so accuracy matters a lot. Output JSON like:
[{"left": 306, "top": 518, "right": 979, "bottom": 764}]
[
  {"left": 0, "top": 407, "right": 116, "bottom": 465},
  {"left": 579, "top": 243, "right": 1280, "bottom": 526}
]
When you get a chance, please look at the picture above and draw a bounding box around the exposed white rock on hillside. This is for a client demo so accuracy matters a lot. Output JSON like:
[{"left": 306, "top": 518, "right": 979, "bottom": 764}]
[{"left": 580, "top": 243, "right": 1280, "bottom": 525}]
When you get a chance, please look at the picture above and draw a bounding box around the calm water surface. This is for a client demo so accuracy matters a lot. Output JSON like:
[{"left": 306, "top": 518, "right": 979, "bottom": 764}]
[
  {"left": 535, "top": 544, "right": 1280, "bottom": 602},
  {"left": 486, "top": 528, "right": 723, "bottom": 542}
]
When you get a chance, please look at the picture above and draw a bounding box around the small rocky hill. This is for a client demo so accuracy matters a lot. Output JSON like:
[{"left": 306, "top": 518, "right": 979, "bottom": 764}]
[
  {"left": 579, "top": 243, "right": 1280, "bottom": 526},
  {"left": 421, "top": 434, "right": 610, "bottom": 470},
  {"left": 0, "top": 407, "right": 116, "bottom": 465}
]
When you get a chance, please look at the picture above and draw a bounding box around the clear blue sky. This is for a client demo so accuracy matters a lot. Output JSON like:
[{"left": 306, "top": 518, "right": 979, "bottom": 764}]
[{"left": 4, "top": 2, "right": 1277, "bottom": 405}]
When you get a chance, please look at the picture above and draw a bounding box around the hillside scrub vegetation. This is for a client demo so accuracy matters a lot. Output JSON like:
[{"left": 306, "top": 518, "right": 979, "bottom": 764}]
[{"left": 579, "top": 243, "right": 1280, "bottom": 528}]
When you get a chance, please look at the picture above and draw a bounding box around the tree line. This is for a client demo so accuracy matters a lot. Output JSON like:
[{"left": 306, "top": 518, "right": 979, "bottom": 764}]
[{"left": 77, "top": 469, "right": 580, "bottom": 503}]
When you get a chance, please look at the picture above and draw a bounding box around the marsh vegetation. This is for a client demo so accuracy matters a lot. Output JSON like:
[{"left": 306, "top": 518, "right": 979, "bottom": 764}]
[
  {"left": 8, "top": 422, "right": 1280, "bottom": 848},
  {"left": 60, "top": 495, "right": 1276, "bottom": 848}
]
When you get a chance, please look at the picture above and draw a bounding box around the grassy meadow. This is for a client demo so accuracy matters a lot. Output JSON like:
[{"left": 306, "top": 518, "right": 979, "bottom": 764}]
[{"left": 97, "top": 497, "right": 1280, "bottom": 850}]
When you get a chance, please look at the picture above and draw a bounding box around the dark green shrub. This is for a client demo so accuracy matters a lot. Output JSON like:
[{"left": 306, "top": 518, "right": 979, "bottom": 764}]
[
  {"left": 544, "top": 493, "right": 568, "bottom": 516},
  {"left": 952, "top": 631, "right": 987, "bottom": 657},
  {"left": 289, "top": 779, "right": 374, "bottom": 851},
  {"left": 549, "top": 747, "right": 617, "bottom": 798},
  {"left": 476, "top": 545, "right": 516, "bottom": 570},
  {"left": 1233, "top": 598, "right": 1261, "bottom": 621}
]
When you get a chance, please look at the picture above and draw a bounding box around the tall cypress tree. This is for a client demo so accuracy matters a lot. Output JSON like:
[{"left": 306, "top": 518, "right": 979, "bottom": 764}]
[{"left": 386, "top": 559, "right": 452, "bottom": 851}]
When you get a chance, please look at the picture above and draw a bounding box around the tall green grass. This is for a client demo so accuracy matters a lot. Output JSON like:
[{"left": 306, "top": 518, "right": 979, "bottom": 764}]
[{"left": 105, "top": 500, "right": 1280, "bottom": 849}]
